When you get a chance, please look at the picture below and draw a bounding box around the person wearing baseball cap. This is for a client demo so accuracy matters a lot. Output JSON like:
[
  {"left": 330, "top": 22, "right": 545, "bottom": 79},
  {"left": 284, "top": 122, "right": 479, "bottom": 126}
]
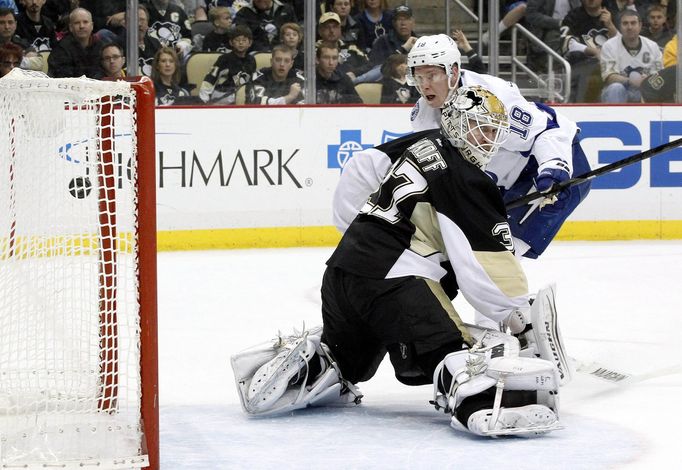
[
  {"left": 354, "top": 3, "right": 416, "bottom": 84},
  {"left": 375, "top": 4, "right": 416, "bottom": 58},
  {"left": 318, "top": 8, "right": 371, "bottom": 80},
  {"left": 328, "top": 0, "right": 364, "bottom": 47},
  {"left": 319, "top": 11, "right": 342, "bottom": 26},
  {"left": 392, "top": 4, "right": 413, "bottom": 19}
]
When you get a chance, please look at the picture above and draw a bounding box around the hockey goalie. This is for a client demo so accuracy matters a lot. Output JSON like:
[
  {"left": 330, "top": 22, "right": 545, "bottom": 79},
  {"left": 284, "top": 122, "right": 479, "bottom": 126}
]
[{"left": 231, "top": 86, "right": 572, "bottom": 437}]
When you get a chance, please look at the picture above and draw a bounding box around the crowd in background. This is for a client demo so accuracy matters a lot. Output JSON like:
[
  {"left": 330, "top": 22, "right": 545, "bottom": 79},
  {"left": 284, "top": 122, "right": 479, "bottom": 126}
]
[{"left": 0, "top": 0, "right": 678, "bottom": 105}]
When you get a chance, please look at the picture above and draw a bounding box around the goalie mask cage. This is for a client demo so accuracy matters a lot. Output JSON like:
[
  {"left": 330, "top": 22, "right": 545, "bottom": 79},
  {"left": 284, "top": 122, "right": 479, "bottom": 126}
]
[{"left": 0, "top": 69, "right": 158, "bottom": 470}]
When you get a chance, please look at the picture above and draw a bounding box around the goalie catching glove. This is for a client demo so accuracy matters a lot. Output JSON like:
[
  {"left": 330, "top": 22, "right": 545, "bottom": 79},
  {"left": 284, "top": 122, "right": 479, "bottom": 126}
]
[{"left": 231, "top": 325, "right": 362, "bottom": 416}]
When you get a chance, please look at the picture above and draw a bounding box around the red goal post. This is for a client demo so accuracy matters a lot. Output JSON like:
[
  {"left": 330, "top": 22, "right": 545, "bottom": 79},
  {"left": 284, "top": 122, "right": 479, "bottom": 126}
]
[{"left": 0, "top": 69, "right": 158, "bottom": 470}]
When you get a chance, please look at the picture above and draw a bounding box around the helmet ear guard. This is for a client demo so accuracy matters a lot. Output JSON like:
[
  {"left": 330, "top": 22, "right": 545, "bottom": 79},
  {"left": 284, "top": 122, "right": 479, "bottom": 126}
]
[{"left": 440, "top": 86, "right": 511, "bottom": 169}]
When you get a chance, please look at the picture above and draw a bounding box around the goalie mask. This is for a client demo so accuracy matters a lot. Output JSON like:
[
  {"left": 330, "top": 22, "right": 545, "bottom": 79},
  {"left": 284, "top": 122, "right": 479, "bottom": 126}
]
[{"left": 440, "top": 86, "right": 510, "bottom": 169}]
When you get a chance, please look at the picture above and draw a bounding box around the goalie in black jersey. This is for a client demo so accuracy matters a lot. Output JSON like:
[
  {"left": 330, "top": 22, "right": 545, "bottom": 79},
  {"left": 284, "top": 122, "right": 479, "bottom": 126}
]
[{"left": 231, "top": 86, "right": 570, "bottom": 437}]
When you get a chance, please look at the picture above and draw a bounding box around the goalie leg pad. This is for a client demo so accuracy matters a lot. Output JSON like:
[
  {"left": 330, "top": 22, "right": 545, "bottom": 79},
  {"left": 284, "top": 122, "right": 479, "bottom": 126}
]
[
  {"left": 526, "top": 283, "right": 573, "bottom": 385},
  {"left": 508, "top": 284, "right": 573, "bottom": 385},
  {"left": 432, "top": 332, "right": 562, "bottom": 438},
  {"left": 231, "top": 326, "right": 362, "bottom": 416}
]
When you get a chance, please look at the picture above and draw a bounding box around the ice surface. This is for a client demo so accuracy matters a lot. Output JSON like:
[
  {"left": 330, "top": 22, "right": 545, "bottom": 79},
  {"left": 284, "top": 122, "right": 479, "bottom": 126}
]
[{"left": 158, "top": 241, "right": 682, "bottom": 469}]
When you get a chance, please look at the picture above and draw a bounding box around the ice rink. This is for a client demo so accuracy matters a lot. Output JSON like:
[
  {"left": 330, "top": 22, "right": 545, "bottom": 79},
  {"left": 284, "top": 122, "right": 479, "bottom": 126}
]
[{"left": 157, "top": 241, "right": 682, "bottom": 469}]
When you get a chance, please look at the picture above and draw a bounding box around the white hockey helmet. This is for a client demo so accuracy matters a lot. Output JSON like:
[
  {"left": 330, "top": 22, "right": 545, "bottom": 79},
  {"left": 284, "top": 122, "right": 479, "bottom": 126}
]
[
  {"left": 406, "top": 34, "right": 462, "bottom": 97},
  {"left": 440, "top": 85, "right": 510, "bottom": 169}
]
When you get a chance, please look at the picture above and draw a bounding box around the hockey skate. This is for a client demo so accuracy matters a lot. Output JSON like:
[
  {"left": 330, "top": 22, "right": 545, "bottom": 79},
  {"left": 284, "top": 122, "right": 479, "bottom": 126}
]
[
  {"left": 516, "top": 284, "right": 573, "bottom": 385},
  {"left": 465, "top": 404, "right": 561, "bottom": 437}
]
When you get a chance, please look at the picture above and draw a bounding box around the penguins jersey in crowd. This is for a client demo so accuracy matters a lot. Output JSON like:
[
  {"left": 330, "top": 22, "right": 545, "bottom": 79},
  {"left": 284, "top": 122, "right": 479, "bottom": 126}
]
[
  {"left": 327, "top": 130, "right": 529, "bottom": 324},
  {"left": 246, "top": 67, "right": 305, "bottom": 105},
  {"left": 199, "top": 52, "right": 257, "bottom": 104},
  {"left": 409, "top": 69, "right": 578, "bottom": 190},
  {"left": 599, "top": 34, "right": 663, "bottom": 80}
]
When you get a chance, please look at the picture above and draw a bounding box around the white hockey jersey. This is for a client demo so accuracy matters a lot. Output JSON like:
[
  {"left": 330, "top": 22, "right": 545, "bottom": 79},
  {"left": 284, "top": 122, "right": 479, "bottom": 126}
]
[
  {"left": 333, "top": 70, "right": 579, "bottom": 232},
  {"left": 599, "top": 35, "right": 663, "bottom": 81}
]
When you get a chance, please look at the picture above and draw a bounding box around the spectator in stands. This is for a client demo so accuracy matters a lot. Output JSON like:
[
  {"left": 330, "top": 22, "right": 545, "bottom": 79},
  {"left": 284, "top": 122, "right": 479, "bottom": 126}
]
[
  {"left": 452, "top": 29, "right": 485, "bottom": 74},
  {"left": 100, "top": 42, "right": 125, "bottom": 78},
  {"left": 246, "top": 44, "right": 304, "bottom": 104},
  {"left": 280, "top": 0, "right": 310, "bottom": 20},
  {"left": 600, "top": 9, "right": 662, "bottom": 102},
  {"left": 202, "top": 6, "right": 232, "bottom": 52},
  {"left": 78, "top": 1, "right": 126, "bottom": 38},
  {"left": 561, "top": 0, "right": 618, "bottom": 102},
  {"left": 146, "top": 0, "right": 193, "bottom": 60},
  {"left": 315, "top": 40, "right": 362, "bottom": 103},
  {"left": 641, "top": 3, "right": 672, "bottom": 49},
  {"left": 0, "top": 0, "right": 17, "bottom": 14},
  {"left": 0, "top": 7, "right": 44, "bottom": 69},
  {"left": 603, "top": 0, "right": 640, "bottom": 21},
  {"left": 234, "top": 0, "right": 296, "bottom": 53},
  {"left": 199, "top": 24, "right": 256, "bottom": 104},
  {"left": 663, "top": 33, "right": 676, "bottom": 66},
  {"left": 353, "top": 4, "right": 415, "bottom": 84},
  {"left": 132, "top": 5, "right": 162, "bottom": 77},
  {"left": 152, "top": 46, "right": 190, "bottom": 105},
  {"left": 379, "top": 52, "right": 418, "bottom": 104},
  {"left": 40, "top": 0, "right": 71, "bottom": 37},
  {"left": 15, "top": 0, "right": 58, "bottom": 52},
  {"left": 367, "top": 5, "right": 415, "bottom": 70},
  {"left": 48, "top": 7, "right": 102, "bottom": 78},
  {"left": 354, "top": 0, "right": 391, "bottom": 53},
  {"left": 279, "top": 21, "right": 303, "bottom": 70},
  {"left": 0, "top": 41, "right": 22, "bottom": 76},
  {"left": 194, "top": 0, "right": 254, "bottom": 22},
  {"left": 481, "top": 1, "right": 529, "bottom": 46},
  {"left": 317, "top": 11, "right": 370, "bottom": 80},
  {"left": 330, "top": 0, "right": 364, "bottom": 47},
  {"left": 525, "top": 0, "right": 580, "bottom": 71}
]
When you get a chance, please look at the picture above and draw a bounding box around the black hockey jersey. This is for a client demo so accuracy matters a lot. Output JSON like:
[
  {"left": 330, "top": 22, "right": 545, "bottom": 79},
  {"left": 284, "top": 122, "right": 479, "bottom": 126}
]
[
  {"left": 327, "top": 131, "right": 529, "bottom": 322},
  {"left": 15, "top": 14, "right": 57, "bottom": 51},
  {"left": 380, "top": 77, "right": 419, "bottom": 104},
  {"left": 199, "top": 52, "right": 257, "bottom": 104},
  {"left": 245, "top": 67, "right": 304, "bottom": 105},
  {"left": 147, "top": 2, "right": 191, "bottom": 47}
]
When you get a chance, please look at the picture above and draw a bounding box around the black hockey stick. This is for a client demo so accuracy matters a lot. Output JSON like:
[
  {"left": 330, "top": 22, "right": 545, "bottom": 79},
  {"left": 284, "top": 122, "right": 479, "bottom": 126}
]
[{"left": 505, "top": 136, "right": 682, "bottom": 209}]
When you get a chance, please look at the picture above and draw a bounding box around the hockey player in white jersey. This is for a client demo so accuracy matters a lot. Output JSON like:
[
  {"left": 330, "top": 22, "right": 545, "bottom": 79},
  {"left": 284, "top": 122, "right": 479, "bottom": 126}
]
[
  {"left": 334, "top": 34, "right": 592, "bottom": 261},
  {"left": 232, "top": 86, "right": 568, "bottom": 437}
]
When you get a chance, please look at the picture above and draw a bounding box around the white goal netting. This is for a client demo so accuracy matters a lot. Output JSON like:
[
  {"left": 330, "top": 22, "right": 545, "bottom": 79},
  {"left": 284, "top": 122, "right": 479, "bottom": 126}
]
[{"left": 0, "top": 69, "right": 148, "bottom": 469}]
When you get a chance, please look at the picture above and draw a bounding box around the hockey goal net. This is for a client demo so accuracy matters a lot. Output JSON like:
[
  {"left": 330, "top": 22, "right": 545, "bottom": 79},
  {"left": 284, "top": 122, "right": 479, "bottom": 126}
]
[{"left": 0, "top": 69, "right": 158, "bottom": 469}]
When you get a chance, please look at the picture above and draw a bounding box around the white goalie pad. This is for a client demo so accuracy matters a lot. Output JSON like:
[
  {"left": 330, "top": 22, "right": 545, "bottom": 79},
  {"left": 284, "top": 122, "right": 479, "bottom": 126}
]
[
  {"left": 506, "top": 284, "right": 573, "bottom": 385},
  {"left": 432, "top": 330, "right": 562, "bottom": 438},
  {"left": 526, "top": 284, "right": 573, "bottom": 385},
  {"left": 230, "top": 326, "right": 362, "bottom": 416}
]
